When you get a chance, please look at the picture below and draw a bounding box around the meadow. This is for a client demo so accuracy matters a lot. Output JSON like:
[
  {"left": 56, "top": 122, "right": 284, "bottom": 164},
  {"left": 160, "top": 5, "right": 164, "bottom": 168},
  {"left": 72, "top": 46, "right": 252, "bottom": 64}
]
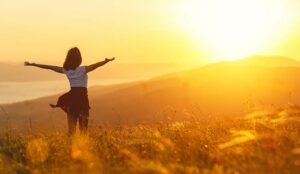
[
  {"left": 1, "top": 0, "right": 300, "bottom": 173},
  {"left": 0, "top": 105, "right": 299, "bottom": 174}
]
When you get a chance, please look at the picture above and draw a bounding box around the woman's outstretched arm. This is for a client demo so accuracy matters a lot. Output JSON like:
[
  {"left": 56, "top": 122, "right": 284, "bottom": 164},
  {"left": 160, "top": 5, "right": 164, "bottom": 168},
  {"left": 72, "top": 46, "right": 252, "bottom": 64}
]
[
  {"left": 24, "top": 61, "right": 63, "bottom": 73},
  {"left": 86, "top": 57, "right": 115, "bottom": 73}
]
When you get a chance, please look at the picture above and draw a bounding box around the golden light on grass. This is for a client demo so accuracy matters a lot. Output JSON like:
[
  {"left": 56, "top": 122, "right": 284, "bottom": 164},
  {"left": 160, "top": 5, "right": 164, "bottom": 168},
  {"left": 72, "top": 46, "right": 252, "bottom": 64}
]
[
  {"left": 71, "top": 135, "right": 92, "bottom": 161},
  {"left": 26, "top": 138, "right": 49, "bottom": 164},
  {"left": 272, "top": 109, "right": 300, "bottom": 124},
  {"left": 0, "top": 115, "right": 299, "bottom": 173},
  {"left": 0, "top": 154, "right": 17, "bottom": 173},
  {"left": 218, "top": 130, "right": 256, "bottom": 149},
  {"left": 131, "top": 160, "right": 169, "bottom": 174},
  {"left": 153, "top": 130, "right": 175, "bottom": 150},
  {"left": 245, "top": 111, "right": 273, "bottom": 120},
  {"left": 119, "top": 149, "right": 139, "bottom": 162},
  {"left": 70, "top": 134, "right": 102, "bottom": 171},
  {"left": 246, "top": 107, "right": 300, "bottom": 126},
  {"left": 178, "top": 0, "right": 297, "bottom": 61},
  {"left": 168, "top": 122, "right": 185, "bottom": 131},
  {"left": 292, "top": 148, "right": 300, "bottom": 155}
]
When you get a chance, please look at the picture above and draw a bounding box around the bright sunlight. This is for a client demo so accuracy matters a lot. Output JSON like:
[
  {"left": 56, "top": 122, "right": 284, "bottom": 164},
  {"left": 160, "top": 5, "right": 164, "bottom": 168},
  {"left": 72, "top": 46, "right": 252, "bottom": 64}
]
[{"left": 179, "top": 0, "right": 295, "bottom": 61}]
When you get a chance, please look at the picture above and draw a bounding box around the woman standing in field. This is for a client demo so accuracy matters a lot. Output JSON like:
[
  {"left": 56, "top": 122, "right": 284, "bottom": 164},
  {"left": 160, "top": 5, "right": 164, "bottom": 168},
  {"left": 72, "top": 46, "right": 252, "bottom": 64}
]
[{"left": 24, "top": 47, "right": 115, "bottom": 136}]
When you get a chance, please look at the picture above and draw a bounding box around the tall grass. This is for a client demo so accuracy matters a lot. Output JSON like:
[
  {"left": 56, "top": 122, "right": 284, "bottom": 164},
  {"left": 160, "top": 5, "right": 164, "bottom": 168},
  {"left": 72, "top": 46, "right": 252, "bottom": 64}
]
[{"left": 0, "top": 107, "right": 299, "bottom": 174}]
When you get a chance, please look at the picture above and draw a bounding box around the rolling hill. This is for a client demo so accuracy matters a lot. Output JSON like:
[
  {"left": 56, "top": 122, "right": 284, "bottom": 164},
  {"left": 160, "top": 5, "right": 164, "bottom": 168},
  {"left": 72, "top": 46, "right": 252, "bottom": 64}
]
[{"left": 1, "top": 56, "right": 300, "bottom": 132}]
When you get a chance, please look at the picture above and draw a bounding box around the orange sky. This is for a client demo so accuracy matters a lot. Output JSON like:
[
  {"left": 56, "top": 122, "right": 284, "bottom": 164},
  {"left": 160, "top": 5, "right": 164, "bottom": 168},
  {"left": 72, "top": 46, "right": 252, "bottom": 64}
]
[{"left": 0, "top": 0, "right": 300, "bottom": 65}]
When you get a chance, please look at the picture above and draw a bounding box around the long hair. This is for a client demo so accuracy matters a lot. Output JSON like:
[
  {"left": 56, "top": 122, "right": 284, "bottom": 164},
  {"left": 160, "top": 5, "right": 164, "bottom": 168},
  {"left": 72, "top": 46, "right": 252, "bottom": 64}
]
[{"left": 63, "top": 47, "right": 82, "bottom": 70}]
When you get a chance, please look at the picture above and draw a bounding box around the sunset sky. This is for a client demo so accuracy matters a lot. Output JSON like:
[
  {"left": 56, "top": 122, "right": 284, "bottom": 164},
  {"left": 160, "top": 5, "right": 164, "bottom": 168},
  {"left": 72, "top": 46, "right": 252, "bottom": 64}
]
[{"left": 0, "top": 0, "right": 300, "bottom": 65}]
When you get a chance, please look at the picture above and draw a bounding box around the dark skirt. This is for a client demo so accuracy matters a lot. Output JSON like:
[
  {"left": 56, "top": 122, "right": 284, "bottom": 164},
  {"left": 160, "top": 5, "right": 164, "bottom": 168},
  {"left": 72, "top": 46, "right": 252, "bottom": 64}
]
[{"left": 50, "top": 87, "right": 90, "bottom": 116}]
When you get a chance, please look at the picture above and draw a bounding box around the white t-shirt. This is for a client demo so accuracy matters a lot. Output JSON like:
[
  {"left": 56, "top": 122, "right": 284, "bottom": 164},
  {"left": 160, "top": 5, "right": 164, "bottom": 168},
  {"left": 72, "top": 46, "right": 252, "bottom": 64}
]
[{"left": 63, "top": 66, "right": 88, "bottom": 87}]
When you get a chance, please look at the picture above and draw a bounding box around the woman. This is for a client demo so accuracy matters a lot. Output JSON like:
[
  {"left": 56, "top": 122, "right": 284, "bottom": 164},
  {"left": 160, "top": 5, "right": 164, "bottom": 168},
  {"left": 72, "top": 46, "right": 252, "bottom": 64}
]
[{"left": 24, "top": 47, "right": 115, "bottom": 136}]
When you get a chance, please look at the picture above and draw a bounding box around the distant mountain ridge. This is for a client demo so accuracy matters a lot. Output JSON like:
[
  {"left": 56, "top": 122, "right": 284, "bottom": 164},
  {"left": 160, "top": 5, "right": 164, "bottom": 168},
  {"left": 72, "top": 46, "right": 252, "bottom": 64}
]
[
  {"left": 0, "top": 62, "right": 193, "bottom": 82},
  {"left": 235, "top": 55, "right": 300, "bottom": 67}
]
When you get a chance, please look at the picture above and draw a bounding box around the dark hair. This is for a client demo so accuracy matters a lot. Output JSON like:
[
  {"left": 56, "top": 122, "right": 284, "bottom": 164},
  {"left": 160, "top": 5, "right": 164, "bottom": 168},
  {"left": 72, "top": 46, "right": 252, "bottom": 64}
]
[{"left": 63, "top": 47, "right": 82, "bottom": 70}]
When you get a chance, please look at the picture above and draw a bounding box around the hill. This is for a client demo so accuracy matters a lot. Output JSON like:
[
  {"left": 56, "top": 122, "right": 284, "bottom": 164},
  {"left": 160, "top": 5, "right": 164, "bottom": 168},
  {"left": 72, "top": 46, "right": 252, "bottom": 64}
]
[
  {"left": 1, "top": 56, "right": 300, "bottom": 132},
  {"left": 233, "top": 55, "right": 300, "bottom": 67}
]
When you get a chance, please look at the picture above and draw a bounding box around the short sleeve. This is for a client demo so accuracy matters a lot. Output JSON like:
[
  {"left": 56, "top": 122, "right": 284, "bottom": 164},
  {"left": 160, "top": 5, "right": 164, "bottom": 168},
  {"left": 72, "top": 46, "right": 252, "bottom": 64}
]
[{"left": 78, "top": 66, "right": 87, "bottom": 74}]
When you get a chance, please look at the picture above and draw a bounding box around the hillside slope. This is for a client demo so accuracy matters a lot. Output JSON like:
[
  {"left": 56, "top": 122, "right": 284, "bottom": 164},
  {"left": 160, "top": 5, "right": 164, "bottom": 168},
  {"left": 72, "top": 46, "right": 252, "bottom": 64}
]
[{"left": 1, "top": 56, "right": 300, "bottom": 131}]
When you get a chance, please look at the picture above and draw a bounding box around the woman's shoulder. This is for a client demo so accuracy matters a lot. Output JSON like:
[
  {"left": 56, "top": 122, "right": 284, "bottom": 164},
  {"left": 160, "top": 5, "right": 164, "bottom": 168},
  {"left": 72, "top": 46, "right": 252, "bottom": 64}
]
[
  {"left": 73, "top": 66, "right": 87, "bottom": 74},
  {"left": 78, "top": 66, "right": 87, "bottom": 72},
  {"left": 63, "top": 66, "right": 85, "bottom": 76},
  {"left": 63, "top": 66, "right": 85, "bottom": 72}
]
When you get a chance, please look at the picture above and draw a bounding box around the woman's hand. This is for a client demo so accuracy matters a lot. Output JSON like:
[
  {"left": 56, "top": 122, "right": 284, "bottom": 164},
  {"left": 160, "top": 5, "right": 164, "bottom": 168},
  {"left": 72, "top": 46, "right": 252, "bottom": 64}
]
[
  {"left": 24, "top": 61, "right": 34, "bottom": 66},
  {"left": 105, "top": 57, "right": 115, "bottom": 62}
]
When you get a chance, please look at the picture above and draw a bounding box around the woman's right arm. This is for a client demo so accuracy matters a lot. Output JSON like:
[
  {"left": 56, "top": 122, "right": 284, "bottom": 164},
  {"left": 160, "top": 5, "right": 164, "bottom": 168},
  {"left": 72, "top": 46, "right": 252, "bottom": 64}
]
[{"left": 24, "top": 61, "right": 63, "bottom": 73}]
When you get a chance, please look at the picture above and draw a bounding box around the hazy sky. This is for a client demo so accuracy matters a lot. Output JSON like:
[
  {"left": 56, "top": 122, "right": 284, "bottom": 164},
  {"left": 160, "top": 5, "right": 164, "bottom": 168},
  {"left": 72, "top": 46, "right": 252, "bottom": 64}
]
[{"left": 0, "top": 0, "right": 300, "bottom": 65}]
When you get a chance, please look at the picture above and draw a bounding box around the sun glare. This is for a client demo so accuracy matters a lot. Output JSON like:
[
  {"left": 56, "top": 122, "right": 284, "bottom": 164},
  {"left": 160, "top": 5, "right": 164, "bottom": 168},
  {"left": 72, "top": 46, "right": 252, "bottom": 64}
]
[{"left": 179, "top": 0, "right": 293, "bottom": 62}]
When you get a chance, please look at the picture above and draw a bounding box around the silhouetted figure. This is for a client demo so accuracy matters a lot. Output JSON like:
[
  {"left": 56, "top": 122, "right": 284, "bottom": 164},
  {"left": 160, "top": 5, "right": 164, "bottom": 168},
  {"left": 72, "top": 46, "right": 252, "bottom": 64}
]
[{"left": 24, "top": 47, "right": 115, "bottom": 136}]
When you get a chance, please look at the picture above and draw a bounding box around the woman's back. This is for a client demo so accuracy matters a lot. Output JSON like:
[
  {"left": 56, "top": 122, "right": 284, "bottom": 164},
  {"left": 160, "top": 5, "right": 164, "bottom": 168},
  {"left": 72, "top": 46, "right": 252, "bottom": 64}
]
[{"left": 63, "top": 66, "right": 88, "bottom": 88}]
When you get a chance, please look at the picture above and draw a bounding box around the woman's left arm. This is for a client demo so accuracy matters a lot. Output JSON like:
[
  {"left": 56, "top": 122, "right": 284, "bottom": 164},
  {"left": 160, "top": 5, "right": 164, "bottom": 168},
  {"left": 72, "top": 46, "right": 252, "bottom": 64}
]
[
  {"left": 24, "top": 61, "right": 63, "bottom": 73},
  {"left": 86, "top": 57, "right": 115, "bottom": 73}
]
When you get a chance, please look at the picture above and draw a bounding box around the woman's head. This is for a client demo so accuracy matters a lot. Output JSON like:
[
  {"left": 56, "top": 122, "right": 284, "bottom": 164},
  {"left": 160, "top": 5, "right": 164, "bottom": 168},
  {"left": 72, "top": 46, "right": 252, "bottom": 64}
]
[{"left": 63, "top": 47, "right": 82, "bottom": 70}]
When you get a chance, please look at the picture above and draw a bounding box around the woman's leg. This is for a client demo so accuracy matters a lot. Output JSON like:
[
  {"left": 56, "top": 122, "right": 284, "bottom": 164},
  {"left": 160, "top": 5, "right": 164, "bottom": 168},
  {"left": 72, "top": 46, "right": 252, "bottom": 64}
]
[
  {"left": 67, "top": 113, "right": 78, "bottom": 136},
  {"left": 79, "top": 114, "right": 89, "bottom": 134}
]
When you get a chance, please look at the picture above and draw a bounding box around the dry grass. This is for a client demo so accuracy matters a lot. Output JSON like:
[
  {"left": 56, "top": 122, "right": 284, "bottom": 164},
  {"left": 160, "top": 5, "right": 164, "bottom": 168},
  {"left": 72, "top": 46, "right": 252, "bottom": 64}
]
[{"left": 0, "top": 107, "right": 300, "bottom": 174}]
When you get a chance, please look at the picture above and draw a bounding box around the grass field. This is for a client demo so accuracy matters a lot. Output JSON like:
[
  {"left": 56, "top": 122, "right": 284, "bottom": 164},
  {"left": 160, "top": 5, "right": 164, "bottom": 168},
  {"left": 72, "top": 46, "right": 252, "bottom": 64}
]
[{"left": 0, "top": 106, "right": 300, "bottom": 174}]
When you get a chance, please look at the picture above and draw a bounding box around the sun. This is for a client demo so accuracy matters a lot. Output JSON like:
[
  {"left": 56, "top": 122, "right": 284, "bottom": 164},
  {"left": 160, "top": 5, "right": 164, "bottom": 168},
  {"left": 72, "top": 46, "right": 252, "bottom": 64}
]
[{"left": 178, "top": 0, "right": 290, "bottom": 62}]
